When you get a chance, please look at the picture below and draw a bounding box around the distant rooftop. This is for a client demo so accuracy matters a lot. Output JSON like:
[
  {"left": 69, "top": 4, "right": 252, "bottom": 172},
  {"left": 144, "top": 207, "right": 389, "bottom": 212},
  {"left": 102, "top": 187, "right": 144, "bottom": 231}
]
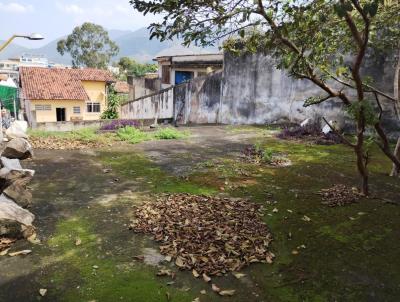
[{"left": 154, "top": 45, "right": 221, "bottom": 59}]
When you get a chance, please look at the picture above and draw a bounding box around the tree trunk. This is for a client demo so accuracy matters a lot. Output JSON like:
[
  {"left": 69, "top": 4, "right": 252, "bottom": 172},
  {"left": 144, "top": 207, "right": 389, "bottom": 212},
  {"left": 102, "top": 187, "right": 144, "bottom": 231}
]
[
  {"left": 391, "top": 48, "right": 400, "bottom": 176},
  {"left": 391, "top": 138, "right": 400, "bottom": 176}
]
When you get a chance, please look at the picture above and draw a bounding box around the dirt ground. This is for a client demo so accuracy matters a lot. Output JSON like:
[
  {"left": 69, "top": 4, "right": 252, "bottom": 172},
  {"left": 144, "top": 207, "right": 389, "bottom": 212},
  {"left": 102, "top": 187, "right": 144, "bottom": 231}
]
[{"left": 0, "top": 125, "right": 399, "bottom": 302}]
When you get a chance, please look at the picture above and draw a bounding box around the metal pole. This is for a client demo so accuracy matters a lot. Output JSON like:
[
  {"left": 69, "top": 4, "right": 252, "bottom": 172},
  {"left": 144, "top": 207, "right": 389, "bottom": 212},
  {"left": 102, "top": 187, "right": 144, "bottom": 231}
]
[{"left": 13, "top": 96, "right": 17, "bottom": 120}]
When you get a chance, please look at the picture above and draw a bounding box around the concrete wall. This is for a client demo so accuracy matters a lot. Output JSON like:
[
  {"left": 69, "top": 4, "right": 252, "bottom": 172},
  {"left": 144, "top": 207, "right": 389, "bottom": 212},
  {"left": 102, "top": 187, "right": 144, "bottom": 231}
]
[
  {"left": 119, "top": 51, "right": 399, "bottom": 135},
  {"left": 120, "top": 87, "right": 174, "bottom": 121},
  {"left": 34, "top": 120, "right": 109, "bottom": 131},
  {"left": 220, "top": 52, "right": 344, "bottom": 125},
  {"left": 175, "top": 72, "right": 222, "bottom": 124}
]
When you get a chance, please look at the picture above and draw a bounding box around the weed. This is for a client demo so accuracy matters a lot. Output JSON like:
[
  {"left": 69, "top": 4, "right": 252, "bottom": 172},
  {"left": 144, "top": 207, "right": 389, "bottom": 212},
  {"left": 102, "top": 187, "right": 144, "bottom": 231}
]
[
  {"left": 154, "top": 127, "right": 189, "bottom": 140},
  {"left": 116, "top": 126, "right": 151, "bottom": 144}
]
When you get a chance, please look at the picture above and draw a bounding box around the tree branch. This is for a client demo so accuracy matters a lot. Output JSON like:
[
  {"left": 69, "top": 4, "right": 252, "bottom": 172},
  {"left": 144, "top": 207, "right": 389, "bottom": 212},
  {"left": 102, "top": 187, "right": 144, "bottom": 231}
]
[{"left": 322, "top": 117, "right": 356, "bottom": 148}]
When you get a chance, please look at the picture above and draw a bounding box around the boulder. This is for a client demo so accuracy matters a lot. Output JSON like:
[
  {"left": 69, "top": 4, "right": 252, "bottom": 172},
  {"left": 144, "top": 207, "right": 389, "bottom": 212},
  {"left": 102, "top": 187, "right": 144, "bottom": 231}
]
[
  {"left": 5, "top": 122, "right": 28, "bottom": 139},
  {"left": 2, "top": 138, "right": 33, "bottom": 160},
  {"left": 0, "top": 157, "right": 35, "bottom": 208},
  {"left": 0, "top": 194, "right": 35, "bottom": 238}
]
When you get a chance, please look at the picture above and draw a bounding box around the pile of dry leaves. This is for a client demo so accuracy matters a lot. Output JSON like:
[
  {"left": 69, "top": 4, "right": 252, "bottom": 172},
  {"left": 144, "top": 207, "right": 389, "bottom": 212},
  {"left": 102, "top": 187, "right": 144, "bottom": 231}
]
[
  {"left": 241, "top": 145, "right": 291, "bottom": 167},
  {"left": 130, "top": 194, "right": 274, "bottom": 276},
  {"left": 319, "top": 184, "right": 360, "bottom": 207},
  {"left": 30, "top": 137, "right": 105, "bottom": 150}
]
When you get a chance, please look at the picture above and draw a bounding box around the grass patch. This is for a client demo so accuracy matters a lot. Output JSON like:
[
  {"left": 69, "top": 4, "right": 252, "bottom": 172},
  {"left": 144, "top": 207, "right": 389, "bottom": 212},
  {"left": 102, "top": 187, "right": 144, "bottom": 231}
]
[
  {"left": 116, "top": 126, "right": 189, "bottom": 144},
  {"left": 29, "top": 127, "right": 111, "bottom": 143}
]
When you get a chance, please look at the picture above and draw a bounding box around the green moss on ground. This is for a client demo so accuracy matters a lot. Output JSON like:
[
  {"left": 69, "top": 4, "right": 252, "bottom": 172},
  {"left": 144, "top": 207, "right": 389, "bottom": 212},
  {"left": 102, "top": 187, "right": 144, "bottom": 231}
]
[{"left": 36, "top": 134, "right": 400, "bottom": 301}]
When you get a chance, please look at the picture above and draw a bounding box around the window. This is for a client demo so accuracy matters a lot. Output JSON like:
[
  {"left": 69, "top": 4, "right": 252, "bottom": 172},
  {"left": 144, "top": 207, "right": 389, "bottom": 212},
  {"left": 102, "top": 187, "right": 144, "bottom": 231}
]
[
  {"left": 87, "top": 102, "right": 101, "bottom": 113},
  {"left": 73, "top": 106, "right": 81, "bottom": 114},
  {"left": 161, "top": 65, "right": 171, "bottom": 84},
  {"left": 35, "top": 104, "right": 51, "bottom": 111}
]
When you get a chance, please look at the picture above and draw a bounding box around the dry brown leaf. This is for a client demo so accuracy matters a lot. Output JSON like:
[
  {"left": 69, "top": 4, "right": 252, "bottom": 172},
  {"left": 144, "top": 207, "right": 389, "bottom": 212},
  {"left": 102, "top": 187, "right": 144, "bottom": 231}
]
[
  {"left": 219, "top": 289, "right": 236, "bottom": 296},
  {"left": 0, "top": 248, "right": 10, "bottom": 256},
  {"left": 192, "top": 269, "right": 200, "bottom": 278},
  {"left": 9, "top": 250, "right": 32, "bottom": 257},
  {"left": 232, "top": 272, "right": 246, "bottom": 279},
  {"left": 175, "top": 256, "right": 185, "bottom": 268},
  {"left": 202, "top": 273, "right": 211, "bottom": 283},
  {"left": 211, "top": 284, "right": 221, "bottom": 293}
]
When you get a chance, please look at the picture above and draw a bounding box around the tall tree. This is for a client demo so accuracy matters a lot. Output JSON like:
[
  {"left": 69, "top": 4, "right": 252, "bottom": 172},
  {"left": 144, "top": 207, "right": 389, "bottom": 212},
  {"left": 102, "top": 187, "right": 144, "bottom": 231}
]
[
  {"left": 130, "top": 0, "right": 400, "bottom": 195},
  {"left": 57, "top": 22, "right": 119, "bottom": 69}
]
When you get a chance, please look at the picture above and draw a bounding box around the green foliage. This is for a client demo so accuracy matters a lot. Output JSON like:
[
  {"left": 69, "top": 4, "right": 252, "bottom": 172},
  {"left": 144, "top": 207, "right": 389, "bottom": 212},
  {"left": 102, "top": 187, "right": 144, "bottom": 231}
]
[
  {"left": 117, "top": 127, "right": 152, "bottom": 144},
  {"left": 153, "top": 127, "right": 189, "bottom": 139},
  {"left": 101, "top": 86, "right": 121, "bottom": 119},
  {"left": 262, "top": 148, "right": 274, "bottom": 163},
  {"left": 57, "top": 22, "right": 119, "bottom": 69},
  {"left": 118, "top": 57, "right": 158, "bottom": 79},
  {"left": 345, "top": 101, "right": 379, "bottom": 126}
]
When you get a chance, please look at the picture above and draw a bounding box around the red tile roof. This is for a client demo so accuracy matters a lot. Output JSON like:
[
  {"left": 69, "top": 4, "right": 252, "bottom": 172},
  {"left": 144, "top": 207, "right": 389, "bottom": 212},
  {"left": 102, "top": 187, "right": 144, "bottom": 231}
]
[
  {"left": 20, "top": 67, "right": 115, "bottom": 101},
  {"left": 114, "top": 81, "right": 129, "bottom": 94}
]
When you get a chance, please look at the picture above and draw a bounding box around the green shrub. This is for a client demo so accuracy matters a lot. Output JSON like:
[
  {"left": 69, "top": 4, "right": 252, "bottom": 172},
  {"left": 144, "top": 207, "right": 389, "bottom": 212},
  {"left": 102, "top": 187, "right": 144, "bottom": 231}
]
[
  {"left": 117, "top": 126, "right": 151, "bottom": 144},
  {"left": 262, "top": 148, "right": 274, "bottom": 163},
  {"left": 154, "top": 127, "right": 189, "bottom": 140}
]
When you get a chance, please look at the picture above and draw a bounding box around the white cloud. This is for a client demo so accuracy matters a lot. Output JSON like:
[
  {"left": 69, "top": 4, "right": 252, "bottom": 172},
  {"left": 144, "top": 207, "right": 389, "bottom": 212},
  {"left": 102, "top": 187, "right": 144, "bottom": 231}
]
[
  {"left": 57, "top": 3, "right": 84, "bottom": 15},
  {"left": 0, "top": 2, "right": 34, "bottom": 13}
]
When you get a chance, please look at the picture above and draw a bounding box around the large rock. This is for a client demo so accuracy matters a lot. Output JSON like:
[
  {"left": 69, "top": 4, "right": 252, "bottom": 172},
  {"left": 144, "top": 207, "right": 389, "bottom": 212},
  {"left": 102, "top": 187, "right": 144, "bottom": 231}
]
[
  {"left": 5, "top": 122, "right": 28, "bottom": 139},
  {"left": 0, "top": 194, "right": 35, "bottom": 238},
  {"left": 2, "top": 138, "right": 33, "bottom": 160},
  {"left": 0, "top": 157, "right": 35, "bottom": 208}
]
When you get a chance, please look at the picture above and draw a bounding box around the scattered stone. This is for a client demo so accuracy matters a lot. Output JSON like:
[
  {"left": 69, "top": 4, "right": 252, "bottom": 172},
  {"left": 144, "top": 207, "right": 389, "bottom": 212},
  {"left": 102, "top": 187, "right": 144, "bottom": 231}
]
[
  {"left": 130, "top": 194, "right": 274, "bottom": 276},
  {"left": 1, "top": 138, "right": 33, "bottom": 160}
]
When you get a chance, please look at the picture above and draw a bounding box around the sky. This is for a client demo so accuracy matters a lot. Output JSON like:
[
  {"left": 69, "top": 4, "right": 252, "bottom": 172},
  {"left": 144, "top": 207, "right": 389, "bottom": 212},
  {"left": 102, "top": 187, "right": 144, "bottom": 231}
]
[{"left": 0, "top": 0, "right": 161, "bottom": 47}]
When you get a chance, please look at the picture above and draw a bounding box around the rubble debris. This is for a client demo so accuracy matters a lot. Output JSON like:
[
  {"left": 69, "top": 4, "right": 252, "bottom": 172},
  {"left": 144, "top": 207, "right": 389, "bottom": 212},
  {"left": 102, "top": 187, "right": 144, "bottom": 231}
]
[{"left": 130, "top": 194, "right": 274, "bottom": 276}]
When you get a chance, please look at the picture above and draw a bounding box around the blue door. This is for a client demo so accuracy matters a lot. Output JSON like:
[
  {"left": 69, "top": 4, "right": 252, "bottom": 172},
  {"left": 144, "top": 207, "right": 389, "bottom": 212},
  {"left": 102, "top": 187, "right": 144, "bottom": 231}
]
[{"left": 175, "top": 71, "right": 194, "bottom": 85}]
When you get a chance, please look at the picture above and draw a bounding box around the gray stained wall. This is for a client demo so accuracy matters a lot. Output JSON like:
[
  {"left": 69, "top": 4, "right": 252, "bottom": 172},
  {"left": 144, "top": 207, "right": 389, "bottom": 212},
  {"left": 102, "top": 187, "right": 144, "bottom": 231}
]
[{"left": 177, "top": 51, "right": 398, "bottom": 135}]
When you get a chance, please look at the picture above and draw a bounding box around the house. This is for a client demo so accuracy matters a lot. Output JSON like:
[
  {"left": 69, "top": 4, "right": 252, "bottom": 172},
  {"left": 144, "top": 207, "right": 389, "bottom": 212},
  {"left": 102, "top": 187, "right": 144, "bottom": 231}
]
[
  {"left": 19, "top": 67, "right": 115, "bottom": 125},
  {"left": 153, "top": 47, "right": 223, "bottom": 88}
]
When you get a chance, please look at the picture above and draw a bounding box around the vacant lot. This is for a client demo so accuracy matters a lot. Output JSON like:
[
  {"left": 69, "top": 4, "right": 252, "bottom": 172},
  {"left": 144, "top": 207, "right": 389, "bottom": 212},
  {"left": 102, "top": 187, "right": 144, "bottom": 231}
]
[{"left": 1, "top": 126, "right": 399, "bottom": 302}]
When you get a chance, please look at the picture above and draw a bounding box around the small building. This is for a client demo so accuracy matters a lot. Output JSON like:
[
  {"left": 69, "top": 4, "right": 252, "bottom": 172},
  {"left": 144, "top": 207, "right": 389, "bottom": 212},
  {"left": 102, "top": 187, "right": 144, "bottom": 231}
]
[
  {"left": 154, "top": 48, "right": 223, "bottom": 88},
  {"left": 20, "top": 67, "right": 115, "bottom": 125}
]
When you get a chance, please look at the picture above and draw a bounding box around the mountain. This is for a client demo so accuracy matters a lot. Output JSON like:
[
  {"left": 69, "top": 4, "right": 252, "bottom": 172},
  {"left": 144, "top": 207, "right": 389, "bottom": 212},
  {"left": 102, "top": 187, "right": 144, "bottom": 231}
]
[{"left": 0, "top": 27, "right": 218, "bottom": 65}]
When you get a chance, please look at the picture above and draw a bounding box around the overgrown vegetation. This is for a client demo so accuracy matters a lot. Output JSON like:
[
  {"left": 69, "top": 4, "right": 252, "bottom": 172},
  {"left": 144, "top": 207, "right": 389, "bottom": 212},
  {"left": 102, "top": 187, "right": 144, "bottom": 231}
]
[
  {"left": 117, "top": 57, "right": 158, "bottom": 80},
  {"left": 116, "top": 126, "right": 152, "bottom": 144},
  {"left": 101, "top": 85, "right": 121, "bottom": 120}
]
